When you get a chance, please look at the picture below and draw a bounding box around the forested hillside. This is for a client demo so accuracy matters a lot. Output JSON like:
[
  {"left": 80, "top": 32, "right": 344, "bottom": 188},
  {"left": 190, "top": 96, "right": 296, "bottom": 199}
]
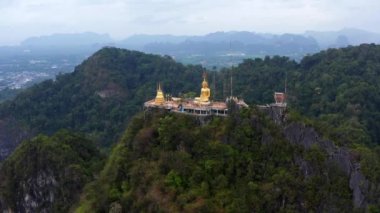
[
  {"left": 221, "top": 44, "right": 380, "bottom": 146},
  {"left": 1, "top": 44, "right": 380, "bottom": 159},
  {"left": 295, "top": 44, "right": 380, "bottom": 145},
  {"left": 76, "top": 109, "right": 379, "bottom": 212},
  {"left": 0, "top": 45, "right": 380, "bottom": 212},
  {"left": 0, "top": 48, "right": 204, "bottom": 160},
  {"left": 0, "top": 131, "right": 103, "bottom": 212}
]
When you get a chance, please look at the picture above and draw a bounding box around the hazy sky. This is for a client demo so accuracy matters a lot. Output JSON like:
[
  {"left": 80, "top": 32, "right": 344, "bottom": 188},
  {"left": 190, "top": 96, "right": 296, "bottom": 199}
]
[{"left": 0, "top": 0, "right": 379, "bottom": 45}]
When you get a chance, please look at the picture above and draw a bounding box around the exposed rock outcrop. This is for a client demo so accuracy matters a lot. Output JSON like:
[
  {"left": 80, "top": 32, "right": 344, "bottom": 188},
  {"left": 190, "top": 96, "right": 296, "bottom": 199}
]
[
  {"left": 257, "top": 105, "right": 287, "bottom": 125},
  {"left": 0, "top": 170, "right": 59, "bottom": 213},
  {"left": 284, "top": 122, "right": 369, "bottom": 208},
  {"left": 19, "top": 171, "right": 58, "bottom": 213},
  {"left": 259, "top": 106, "right": 372, "bottom": 209},
  {"left": 0, "top": 118, "right": 31, "bottom": 161},
  {"left": 0, "top": 131, "right": 102, "bottom": 213}
]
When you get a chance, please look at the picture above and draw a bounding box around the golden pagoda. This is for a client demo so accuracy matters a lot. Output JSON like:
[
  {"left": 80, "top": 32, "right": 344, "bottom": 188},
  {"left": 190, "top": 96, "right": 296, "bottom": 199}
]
[{"left": 154, "top": 83, "right": 165, "bottom": 105}]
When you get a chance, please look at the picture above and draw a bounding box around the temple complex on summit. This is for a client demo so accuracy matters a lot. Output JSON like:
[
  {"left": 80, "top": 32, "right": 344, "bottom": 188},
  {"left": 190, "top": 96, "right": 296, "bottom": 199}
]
[
  {"left": 144, "top": 73, "right": 248, "bottom": 116},
  {"left": 144, "top": 72, "right": 287, "bottom": 117}
]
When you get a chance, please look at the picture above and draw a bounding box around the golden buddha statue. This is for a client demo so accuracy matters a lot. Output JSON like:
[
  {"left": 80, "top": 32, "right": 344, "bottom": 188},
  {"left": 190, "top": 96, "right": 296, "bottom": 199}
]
[
  {"left": 155, "top": 83, "right": 165, "bottom": 105},
  {"left": 199, "top": 73, "right": 211, "bottom": 103}
]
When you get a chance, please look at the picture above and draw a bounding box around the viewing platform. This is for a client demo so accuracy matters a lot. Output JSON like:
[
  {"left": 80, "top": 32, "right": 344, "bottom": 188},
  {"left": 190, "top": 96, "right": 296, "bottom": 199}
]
[
  {"left": 143, "top": 73, "right": 248, "bottom": 117},
  {"left": 143, "top": 72, "right": 285, "bottom": 118},
  {"left": 144, "top": 96, "right": 248, "bottom": 117}
]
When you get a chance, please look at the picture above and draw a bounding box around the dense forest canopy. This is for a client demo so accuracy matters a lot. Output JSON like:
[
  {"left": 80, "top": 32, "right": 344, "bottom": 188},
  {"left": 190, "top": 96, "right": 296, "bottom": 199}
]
[
  {"left": 0, "top": 130, "right": 103, "bottom": 212},
  {"left": 294, "top": 44, "right": 380, "bottom": 145},
  {"left": 225, "top": 44, "right": 380, "bottom": 146},
  {"left": 76, "top": 109, "right": 365, "bottom": 212},
  {"left": 0, "top": 44, "right": 380, "bottom": 150},
  {"left": 0, "top": 48, "right": 205, "bottom": 147},
  {"left": 0, "top": 45, "right": 380, "bottom": 212}
]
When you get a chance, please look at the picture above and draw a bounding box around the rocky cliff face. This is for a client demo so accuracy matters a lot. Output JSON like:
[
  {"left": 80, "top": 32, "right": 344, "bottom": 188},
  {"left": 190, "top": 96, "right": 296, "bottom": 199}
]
[
  {"left": 0, "top": 170, "right": 58, "bottom": 213},
  {"left": 1, "top": 105, "right": 376, "bottom": 212},
  {"left": 260, "top": 105, "right": 374, "bottom": 209},
  {"left": 0, "top": 131, "right": 102, "bottom": 213},
  {"left": 284, "top": 122, "right": 370, "bottom": 208},
  {"left": 0, "top": 118, "right": 31, "bottom": 161}
]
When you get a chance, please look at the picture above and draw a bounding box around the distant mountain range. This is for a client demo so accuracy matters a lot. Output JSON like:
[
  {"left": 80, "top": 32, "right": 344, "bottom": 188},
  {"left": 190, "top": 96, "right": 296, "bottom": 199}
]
[
  {"left": 18, "top": 28, "right": 380, "bottom": 50},
  {"left": 305, "top": 28, "right": 380, "bottom": 48},
  {"left": 4, "top": 28, "right": 380, "bottom": 64},
  {"left": 120, "top": 29, "right": 380, "bottom": 59},
  {"left": 21, "top": 32, "right": 114, "bottom": 47},
  {"left": 120, "top": 32, "right": 319, "bottom": 61},
  {"left": 0, "top": 29, "right": 380, "bottom": 93}
]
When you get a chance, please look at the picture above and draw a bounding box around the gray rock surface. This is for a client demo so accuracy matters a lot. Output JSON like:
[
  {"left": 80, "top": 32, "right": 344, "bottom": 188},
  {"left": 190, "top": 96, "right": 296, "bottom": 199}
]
[
  {"left": 0, "top": 118, "right": 31, "bottom": 161},
  {"left": 0, "top": 170, "right": 58, "bottom": 213},
  {"left": 285, "top": 123, "right": 369, "bottom": 208},
  {"left": 260, "top": 106, "right": 372, "bottom": 209}
]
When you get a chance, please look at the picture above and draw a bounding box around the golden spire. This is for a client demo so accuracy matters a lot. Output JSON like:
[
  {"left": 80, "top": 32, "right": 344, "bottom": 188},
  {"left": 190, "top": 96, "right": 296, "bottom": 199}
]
[
  {"left": 158, "top": 82, "right": 162, "bottom": 91},
  {"left": 155, "top": 82, "right": 165, "bottom": 105},
  {"left": 202, "top": 72, "right": 209, "bottom": 88}
]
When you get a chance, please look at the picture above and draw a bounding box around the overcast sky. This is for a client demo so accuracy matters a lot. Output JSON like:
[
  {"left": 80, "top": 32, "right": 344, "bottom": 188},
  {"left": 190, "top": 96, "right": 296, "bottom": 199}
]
[{"left": 0, "top": 0, "right": 379, "bottom": 45}]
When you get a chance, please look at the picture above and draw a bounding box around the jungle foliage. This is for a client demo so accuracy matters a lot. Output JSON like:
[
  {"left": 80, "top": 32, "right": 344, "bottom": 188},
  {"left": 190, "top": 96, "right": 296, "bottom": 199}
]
[
  {"left": 76, "top": 109, "right": 354, "bottom": 212},
  {"left": 0, "top": 130, "right": 103, "bottom": 212}
]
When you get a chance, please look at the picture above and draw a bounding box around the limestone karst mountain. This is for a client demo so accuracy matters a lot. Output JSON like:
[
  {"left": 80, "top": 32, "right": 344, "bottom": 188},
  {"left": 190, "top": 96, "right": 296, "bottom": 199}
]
[{"left": 0, "top": 45, "right": 380, "bottom": 212}]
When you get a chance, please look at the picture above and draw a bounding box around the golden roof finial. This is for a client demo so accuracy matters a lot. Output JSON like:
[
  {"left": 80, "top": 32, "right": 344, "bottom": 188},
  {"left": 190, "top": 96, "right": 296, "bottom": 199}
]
[
  {"left": 202, "top": 72, "right": 209, "bottom": 88},
  {"left": 158, "top": 82, "right": 162, "bottom": 91}
]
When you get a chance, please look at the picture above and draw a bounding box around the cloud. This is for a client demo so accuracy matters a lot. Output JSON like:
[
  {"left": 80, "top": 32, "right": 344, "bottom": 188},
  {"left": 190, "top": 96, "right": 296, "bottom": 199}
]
[{"left": 0, "top": 0, "right": 379, "bottom": 45}]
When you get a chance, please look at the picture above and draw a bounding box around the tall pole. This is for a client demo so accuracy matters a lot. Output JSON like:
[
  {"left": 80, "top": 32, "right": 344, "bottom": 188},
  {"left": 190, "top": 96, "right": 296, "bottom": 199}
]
[
  {"left": 213, "top": 70, "right": 216, "bottom": 100},
  {"left": 223, "top": 78, "right": 225, "bottom": 98},
  {"left": 285, "top": 71, "right": 288, "bottom": 95},
  {"left": 229, "top": 39, "right": 233, "bottom": 98},
  {"left": 230, "top": 69, "right": 233, "bottom": 97},
  {"left": 285, "top": 71, "right": 288, "bottom": 104}
]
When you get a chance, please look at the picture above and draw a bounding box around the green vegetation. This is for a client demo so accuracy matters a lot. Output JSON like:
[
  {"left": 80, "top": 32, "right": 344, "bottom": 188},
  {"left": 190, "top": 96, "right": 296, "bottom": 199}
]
[
  {"left": 1, "top": 45, "right": 380, "bottom": 211},
  {"left": 219, "top": 55, "right": 297, "bottom": 104},
  {"left": 77, "top": 109, "right": 353, "bottom": 212},
  {"left": 0, "top": 88, "right": 20, "bottom": 103},
  {"left": 293, "top": 44, "right": 380, "bottom": 146},
  {"left": 2, "top": 45, "right": 380, "bottom": 148},
  {"left": 222, "top": 44, "right": 380, "bottom": 190},
  {"left": 227, "top": 44, "right": 380, "bottom": 146},
  {"left": 0, "top": 130, "right": 103, "bottom": 212},
  {"left": 0, "top": 48, "right": 204, "bottom": 146}
]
